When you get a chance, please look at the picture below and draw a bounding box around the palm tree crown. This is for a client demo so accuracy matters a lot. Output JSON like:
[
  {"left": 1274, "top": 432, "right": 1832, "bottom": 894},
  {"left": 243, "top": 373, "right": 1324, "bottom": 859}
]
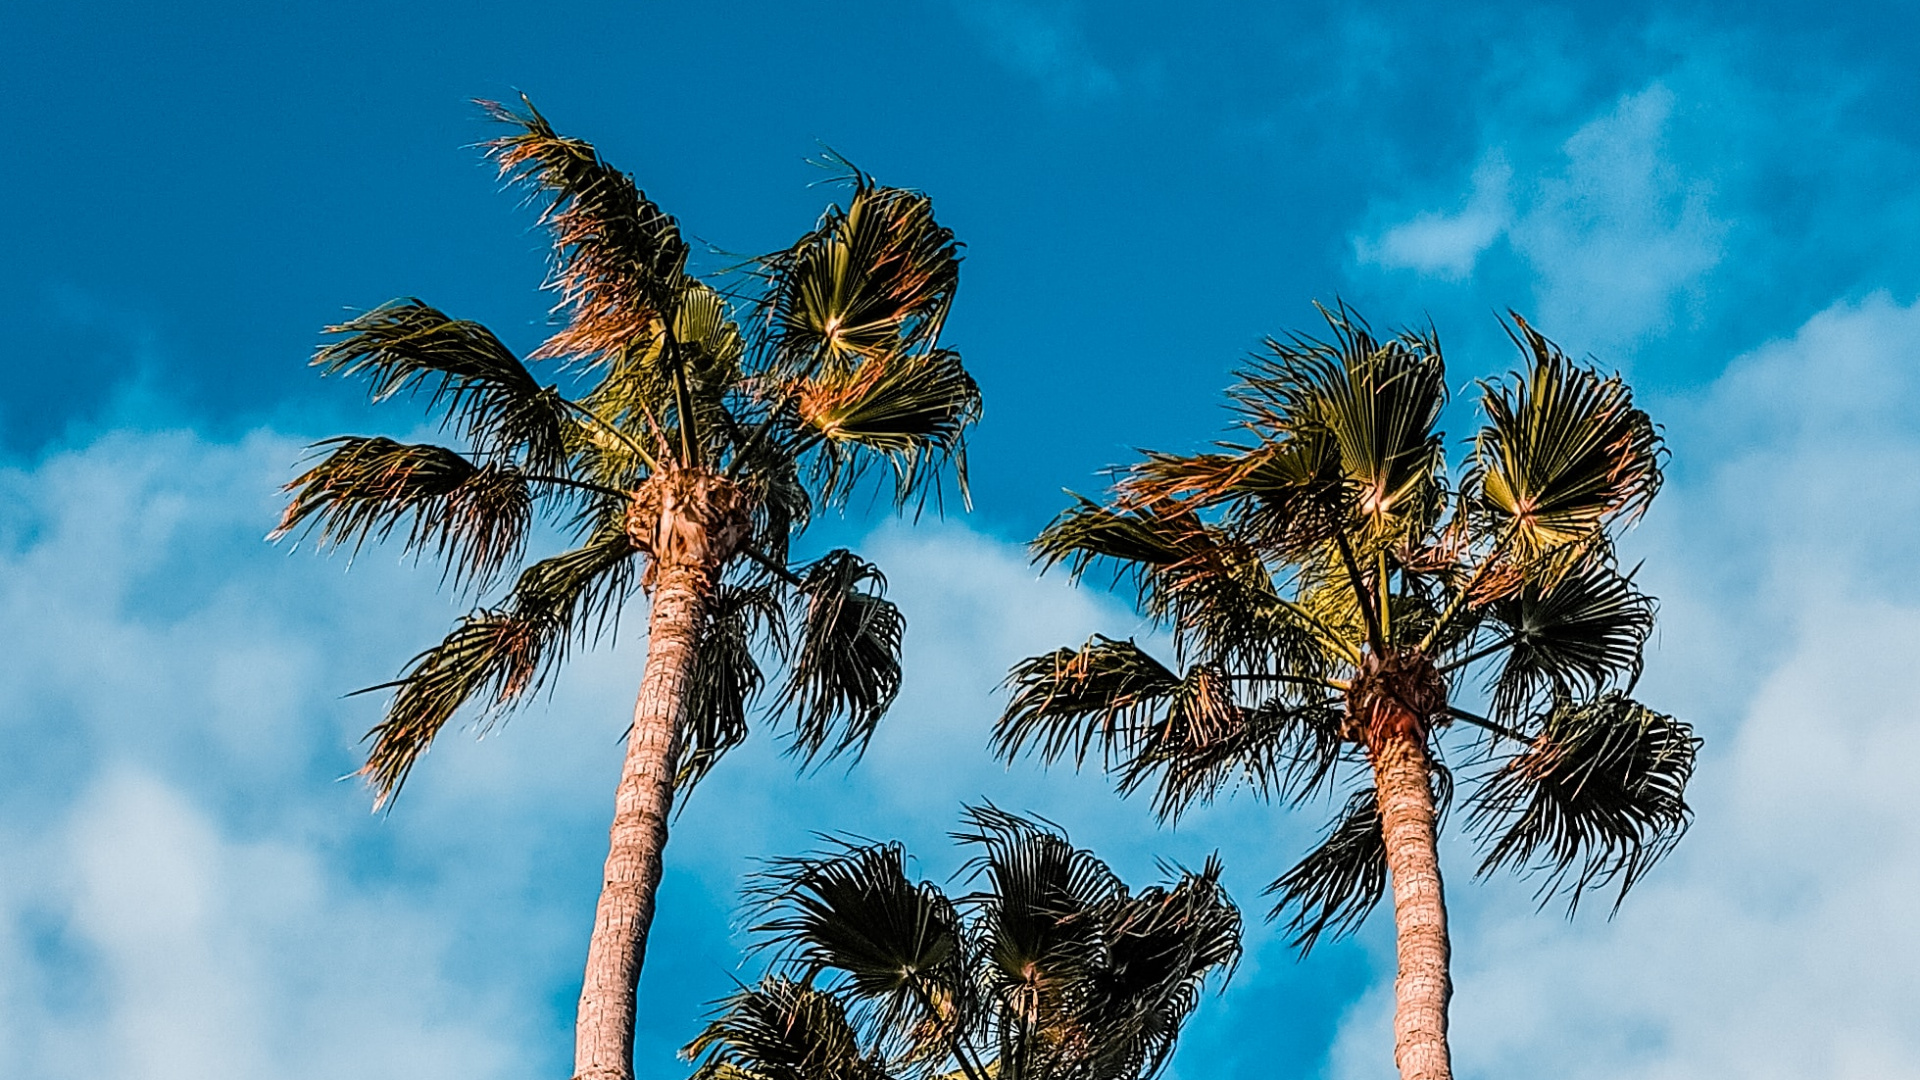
[
  {"left": 275, "top": 97, "right": 978, "bottom": 803},
  {"left": 994, "top": 305, "right": 1697, "bottom": 1079},
  {"left": 685, "top": 807, "right": 1241, "bottom": 1080}
]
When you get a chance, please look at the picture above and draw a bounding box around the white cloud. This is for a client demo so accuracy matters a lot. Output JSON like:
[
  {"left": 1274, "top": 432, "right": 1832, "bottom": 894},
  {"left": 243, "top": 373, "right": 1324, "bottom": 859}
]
[
  {"left": 1354, "top": 154, "right": 1512, "bottom": 280},
  {"left": 1325, "top": 292, "right": 1920, "bottom": 1080},
  {"left": 1354, "top": 81, "right": 1728, "bottom": 350}
]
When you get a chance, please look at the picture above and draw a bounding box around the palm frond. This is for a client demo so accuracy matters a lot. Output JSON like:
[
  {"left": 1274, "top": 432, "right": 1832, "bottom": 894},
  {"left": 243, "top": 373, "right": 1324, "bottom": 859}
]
[
  {"left": 750, "top": 840, "right": 970, "bottom": 1055},
  {"left": 1071, "top": 854, "right": 1242, "bottom": 1080},
  {"left": 313, "top": 299, "right": 573, "bottom": 473},
  {"left": 1468, "top": 692, "right": 1698, "bottom": 910},
  {"left": 357, "top": 517, "right": 638, "bottom": 804},
  {"left": 480, "top": 95, "right": 689, "bottom": 365},
  {"left": 679, "top": 583, "right": 786, "bottom": 795},
  {"left": 777, "top": 550, "right": 905, "bottom": 766},
  {"left": 274, "top": 436, "right": 531, "bottom": 590},
  {"left": 1236, "top": 304, "right": 1449, "bottom": 550},
  {"left": 1468, "top": 316, "right": 1664, "bottom": 560},
  {"left": 1265, "top": 787, "right": 1387, "bottom": 954},
  {"left": 996, "top": 637, "right": 1184, "bottom": 769},
  {"left": 1121, "top": 692, "right": 1350, "bottom": 821},
  {"left": 684, "top": 976, "right": 894, "bottom": 1080},
  {"left": 797, "top": 348, "right": 982, "bottom": 509},
  {"left": 1483, "top": 557, "right": 1655, "bottom": 722},
  {"left": 766, "top": 174, "right": 960, "bottom": 375}
]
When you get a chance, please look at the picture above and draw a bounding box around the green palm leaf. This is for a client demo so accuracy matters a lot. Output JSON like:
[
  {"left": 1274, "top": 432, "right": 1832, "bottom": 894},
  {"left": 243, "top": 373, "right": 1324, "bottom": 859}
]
[
  {"left": 767, "top": 173, "right": 961, "bottom": 375},
  {"left": 1468, "top": 692, "right": 1698, "bottom": 909},
  {"left": 678, "top": 583, "right": 786, "bottom": 794},
  {"left": 684, "top": 976, "right": 894, "bottom": 1080},
  {"left": 1265, "top": 787, "right": 1388, "bottom": 953},
  {"left": 777, "top": 550, "right": 905, "bottom": 766},
  {"left": 274, "top": 436, "right": 531, "bottom": 589},
  {"left": 797, "top": 348, "right": 982, "bottom": 509},
  {"left": 358, "top": 517, "right": 638, "bottom": 804},
  {"left": 1483, "top": 557, "right": 1655, "bottom": 722},
  {"left": 1468, "top": 316, "right": 1664, "bottom": 560}
]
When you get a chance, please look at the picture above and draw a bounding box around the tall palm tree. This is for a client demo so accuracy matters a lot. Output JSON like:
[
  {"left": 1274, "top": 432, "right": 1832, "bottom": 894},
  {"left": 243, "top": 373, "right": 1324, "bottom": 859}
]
[
  {"left": 684, "top": 806, "right": 1242, "bottom": 1080},
  {"left": 272, "top": 98, "right": 980, "bottom": 1080},
  {"left": 993, "top": 307, "right": 1698, "bottom": 1080}
]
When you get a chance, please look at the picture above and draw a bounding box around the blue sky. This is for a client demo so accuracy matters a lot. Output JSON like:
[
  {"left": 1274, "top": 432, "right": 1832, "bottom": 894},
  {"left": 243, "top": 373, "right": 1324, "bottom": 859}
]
[{"left": 4, "top": 2, "right": 1920, "bottom": 1078}]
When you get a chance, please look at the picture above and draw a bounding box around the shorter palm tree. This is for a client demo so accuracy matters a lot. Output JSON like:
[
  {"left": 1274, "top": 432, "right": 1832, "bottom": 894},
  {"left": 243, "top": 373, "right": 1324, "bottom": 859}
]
[
  {"left": 995, "top": 307, "right": 1699, "bottom": 1080},
  {"left": 684, "top": 807, "right": 1242, "bottom": 1080}
]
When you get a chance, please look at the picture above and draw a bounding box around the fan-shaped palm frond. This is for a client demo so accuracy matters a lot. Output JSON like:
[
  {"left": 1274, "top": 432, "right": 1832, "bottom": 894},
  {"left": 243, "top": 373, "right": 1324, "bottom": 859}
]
[
  {"left": 797, "top": 348, "right": 982, "bottom": 509},
  {"left": 313, "top": 299, "right": 573, "bottom": 472},
  {"left": 777, "top": 550, "right": 905, "bottom": 765},
  {"left": 481, "top": 95, "right": 689, "bottom": 365},
  {"left": 1468, "top": 317, "right": 1664, "bottom": 561},
  {"left": 767, "top": 173, "right": 961, "bottom": 375},
  {"left": 1468, "top": 692, "right": 1698, "bottom": 909},
  {"left": 1481, "top": 558, "right": 1655, "bottom": 722},
  {"left": 274, "top": 436, "right": 532, "bottom": 590},
  {"left": 685, "top": 976, "right": 894, "bottom": 1080},
  {"left": 997, "top": 638, "right": 1184, "bottom": 769},
  {"left": 752, "top": 840, "right": 970, "bottom": 1056},
  {"left": 358, "top": 517, "right": 638, "bottom": 803}
]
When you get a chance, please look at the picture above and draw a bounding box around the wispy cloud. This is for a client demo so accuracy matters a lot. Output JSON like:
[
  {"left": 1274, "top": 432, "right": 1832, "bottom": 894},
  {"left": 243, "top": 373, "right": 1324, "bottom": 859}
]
[{"left": 954, "top": 0, "right": 1120, "bottom": 103}]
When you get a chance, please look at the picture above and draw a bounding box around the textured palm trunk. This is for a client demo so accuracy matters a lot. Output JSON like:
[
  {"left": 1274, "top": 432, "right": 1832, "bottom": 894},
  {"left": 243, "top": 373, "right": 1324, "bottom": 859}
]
[
  {"left": 573, "top": 556, "right": 712, "bottom": 1080},
  {"left": 1369, "top": 725, "right": 1453, "bottom": 1080}
]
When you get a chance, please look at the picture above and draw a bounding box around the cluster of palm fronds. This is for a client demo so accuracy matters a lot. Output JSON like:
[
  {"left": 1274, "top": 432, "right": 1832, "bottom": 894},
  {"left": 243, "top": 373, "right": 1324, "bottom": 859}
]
[
  {"left": 684, "top": 807, "right": 1240, "bottom": 1080},
  {"left": 273, "top": 97, "right": 980, "bottom": 804},
  {"left": 996, "top": 304, "right": 1699, "bottom": 941}
]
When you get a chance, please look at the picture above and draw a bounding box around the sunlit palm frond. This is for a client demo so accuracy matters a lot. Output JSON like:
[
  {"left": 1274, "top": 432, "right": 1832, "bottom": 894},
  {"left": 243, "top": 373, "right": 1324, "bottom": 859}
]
[
  {"left": 767, "top": 173, "right": 961, "bottom": 375},
  {"left": 679, "top": 583, "right": 786, "bottom": 794},
  {"left": 684, "top": 976, "right": 894, "bottom": 1080},
  {"left": 480, "top": 95, "right": 689, "bottom": 365},
  {"left": 313, "top": 301, "right": 572, "bottom": 472},
  {"left": 1237, "top": 305, "right": 1448, "bottom": 550},
  {"left": 1265, "top": 787, "right": 1387, "bottom": 954},
  {"left": 274, "top": 436, "right": 531, "bottom": 590},
  {"left": 1468, "top": 692, "right": 1698, "bottom": 910},
  {"left": 797, "top": 348, "right": 982, "bottom": 510},
  {"left": 777, "top": 550, "right": 904, "bottom": 766},
  {"left": 1032, "top": 498, "right": 1196, "bottom": 584},
  {"left": 358, "top": 519, "right": 638, "bottom": 804},
  {"left": 1468, "top": 316, "right": 1664, "bottom": 560},
  {"left": 1482, "top": 557, "right": 1655, "bottom": 723}
]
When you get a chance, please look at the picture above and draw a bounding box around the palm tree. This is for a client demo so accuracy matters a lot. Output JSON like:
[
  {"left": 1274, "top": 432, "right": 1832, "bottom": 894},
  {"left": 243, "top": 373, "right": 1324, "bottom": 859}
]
[
  {"left": 272, "top": 98, "right": 981, "bottom": 1080},
  {"left": 683, "top": 806, "right": 1242, "bottom": 1080},
  {"left": 993, "top": 307, "right": 1698, "bottom": 1080}
]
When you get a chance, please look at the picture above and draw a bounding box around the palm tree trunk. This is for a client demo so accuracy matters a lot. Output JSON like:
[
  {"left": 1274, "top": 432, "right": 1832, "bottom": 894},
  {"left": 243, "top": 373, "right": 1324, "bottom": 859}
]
[
  {"left": 574, "top": 557, "right": 711, "bottom": 1080},
  {"left": 1369, "top": 725, "right": 1453, "bottom": 1080}
]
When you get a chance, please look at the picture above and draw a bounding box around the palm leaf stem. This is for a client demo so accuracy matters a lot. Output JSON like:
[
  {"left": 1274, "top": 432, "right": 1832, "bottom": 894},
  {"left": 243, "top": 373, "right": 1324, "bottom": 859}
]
[
  {"left": 1447, "top": 706, "right": 1530, "bottom": 743},
  {"left": 1225, "top": 672, "right": 1350, "bottom": 692},
  {"left": 1377, "top": 549, "right": 1394, "bottom": 646},
  {"left": 906, "top": 978, "right": 990, "bottom": 1080},
  {"left": 1277, "top": 598, "right": 1365, "bottom": 665},
  {"left": 669, "top": 338, "right": 700, "bottom": 467},
  {"left": 1435, "top": 636, "right": 1516, "bottom": 675},
  {"left": 558, "top": 397, "right": 660, "bottom": 472},
  {"left": 722, "top": 383, "right": 801, "bottom": 481},
  {"left": 1333, "top": 530, "right": 1386, "bottom": 655},
  {"left": 1415, "top": 526, "right": 1515, "bottom": 654},
  {"left": 738, "top": 542, "right": 807, "bottom": 589},
  {"left": 524, "top": 474, "right": 632, "bottom": 501}
]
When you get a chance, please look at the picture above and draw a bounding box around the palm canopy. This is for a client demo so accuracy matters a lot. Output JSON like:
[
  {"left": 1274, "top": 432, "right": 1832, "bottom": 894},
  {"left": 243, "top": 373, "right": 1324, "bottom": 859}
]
[
  {"left": 996, "top": 305, "right": 1698, "bottom": 948},
  {"left": 273, "top": 97, "right": 980, "bottom": 804},
  {"left": 684, "top": 807, "right": 1241, "bottom": 1080}
]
